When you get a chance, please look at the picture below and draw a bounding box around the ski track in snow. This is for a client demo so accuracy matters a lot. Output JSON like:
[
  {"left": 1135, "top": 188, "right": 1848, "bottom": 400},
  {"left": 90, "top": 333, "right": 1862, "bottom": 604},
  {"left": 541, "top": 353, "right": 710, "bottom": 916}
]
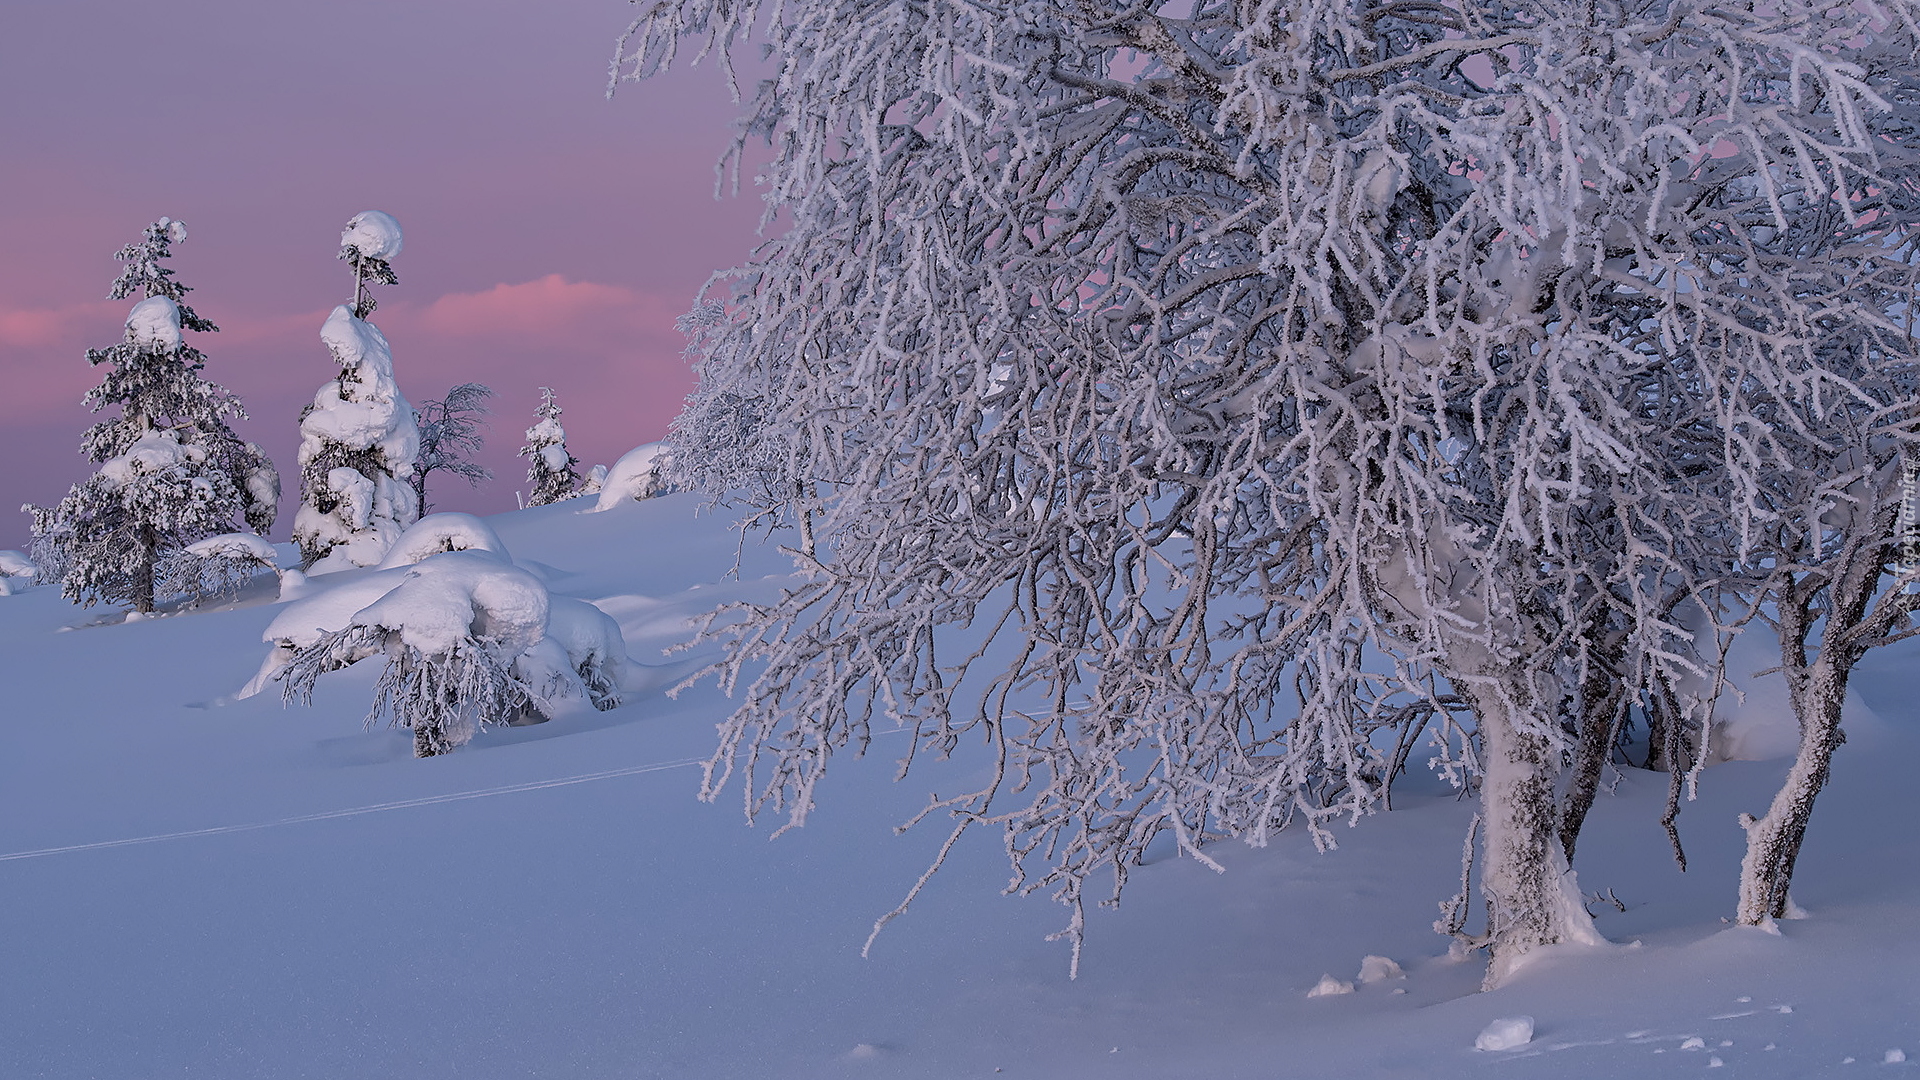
[{"left": 0, "top": 757, "right": 706, "bottom": 862}]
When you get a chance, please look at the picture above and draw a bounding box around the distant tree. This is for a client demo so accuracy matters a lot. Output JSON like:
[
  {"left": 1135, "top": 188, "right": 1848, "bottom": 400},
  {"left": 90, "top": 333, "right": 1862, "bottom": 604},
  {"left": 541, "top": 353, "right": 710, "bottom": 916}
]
[
  {"left": 520, "top": 387, "right": 582, "bottom": 506},
  {"left": 412, "top": 382, "right": 495, "bottom": 513},
  {"left": 26, "top": 218, "right": 278, "bottom": 613},
  {"left": 293, "top": 211, "right": 421, "bottom": 571}
]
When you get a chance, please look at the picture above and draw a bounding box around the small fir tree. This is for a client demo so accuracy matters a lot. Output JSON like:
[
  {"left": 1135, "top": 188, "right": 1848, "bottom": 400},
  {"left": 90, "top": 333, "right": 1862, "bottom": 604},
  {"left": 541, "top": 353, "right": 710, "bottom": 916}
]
[
  {"left": 520, "top": 387, "right": 581, "bottom": 506},
  {"left": 26, "top": 218, "right": 279, "bottom": 613},
  {"left": 292, "top": 211, "right": 421, "bottom": 571},
  {"left": 411, "top": 382, "right": 494, "bottom": 513}
]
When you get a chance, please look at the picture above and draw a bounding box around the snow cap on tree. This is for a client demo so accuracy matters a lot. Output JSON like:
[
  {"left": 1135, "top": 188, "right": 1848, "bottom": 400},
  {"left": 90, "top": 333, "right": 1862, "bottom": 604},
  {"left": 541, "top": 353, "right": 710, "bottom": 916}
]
[{"left": 340, "top": 211, "right": 403, "bottom": 261}]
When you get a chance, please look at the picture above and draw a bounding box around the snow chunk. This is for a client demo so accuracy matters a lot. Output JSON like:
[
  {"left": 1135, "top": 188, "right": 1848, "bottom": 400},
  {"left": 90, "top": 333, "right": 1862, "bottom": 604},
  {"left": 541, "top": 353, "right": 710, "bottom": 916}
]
[
  {"left": 1306, "top": 974, "right": 1354, "bottom": 998},
  {"left": 97, "top": 430, "right": 204, "bottom": 489},
  {"left": 0, "top": 550, "right": 35, "bottom": 577},
  {"left": 378, "top": 513, "right": 511, "bottom": 569},
  {"left": 183, "top": 532, "right": 278, "bottom": 563},
  {"left": 353, "top": 551, "right": 548, "bottom": 659},
  {"left": 341, "top": 210, "right": 403, "bottom": 261},
  {"left": 1681, "top": 1036, "right": 1707, "bottom": 1050},
  {"left": 125, "top": 295, "right": 182, "bottom": 350},
  {"left": 1889, "top": 1050, "right": 1908, "bottom": 1064},
  {"left": 1475, "top": 1016, "right": 1534, "bottom": 1052},
  {"left": 1357, "top": 955, "right": 1404, "bottom": 984},
  {"left": 589, "top": 442, "right": 672, "bottom": 512}
]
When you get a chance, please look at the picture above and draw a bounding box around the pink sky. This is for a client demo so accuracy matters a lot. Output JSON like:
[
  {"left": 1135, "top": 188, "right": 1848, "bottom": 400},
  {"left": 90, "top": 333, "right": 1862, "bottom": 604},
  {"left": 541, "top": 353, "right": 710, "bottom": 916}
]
[{"left": 0, "top": 0, "right": 765, "bottom": 548}]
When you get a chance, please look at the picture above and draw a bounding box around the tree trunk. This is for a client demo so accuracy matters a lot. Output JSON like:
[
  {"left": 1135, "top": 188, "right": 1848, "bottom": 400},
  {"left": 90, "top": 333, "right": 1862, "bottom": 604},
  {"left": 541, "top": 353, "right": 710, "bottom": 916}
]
[
  {"left": 1736, "top": 659, "right": 1844, "bottom": 924},
  {"left": 414, "top": 721, "right": 446, "bottom": 758},
  {"left": 133, "top": 522, "right": 157, "bottom": 614},
  {"left": 1558, "top": 632, "right": 1625, "bottom": 863},
  {"left": 1475, "top": 686, "right": 1607, "bottom": 989}
]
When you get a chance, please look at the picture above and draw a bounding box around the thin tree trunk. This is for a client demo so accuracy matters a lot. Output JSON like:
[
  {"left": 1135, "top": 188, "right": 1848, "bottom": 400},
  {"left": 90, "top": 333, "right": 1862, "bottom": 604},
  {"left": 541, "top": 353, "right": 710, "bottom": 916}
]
[
  {"left": 1736, "top": 660, "right": 1844, "bottom": 924},
  {"left": 1558, "top": 630, "right": 1625, "bottom": 863},
  {"left": 133, "top": 522, "right": 157, "bottom": 614}
]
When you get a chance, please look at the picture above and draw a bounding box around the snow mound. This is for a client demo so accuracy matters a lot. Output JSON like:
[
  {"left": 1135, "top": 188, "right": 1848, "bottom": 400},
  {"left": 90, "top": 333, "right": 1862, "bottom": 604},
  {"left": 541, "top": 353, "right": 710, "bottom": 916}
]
[
  {"left": 1306, "top": 974, "right": 1354, "bottom": 998},
  {"left": 515, "top": 595, "right": 629, "bottom": 713},
  {"left": 589, "top": 443, "right": 672, "bottom": 512},
  {"left": 126, "top": 295, "right": 183, "bottom": 351},
  {"left": 377, "top": 513, "right": 511, "bottom": 569},
  {"left": 1357, "top": 955, "right": 1404, "bottom": 984},
  {"left": 1474, "top": 1016, "right": 1534, "bottom": 1052},
  {"left": 0, "top": 550, "right": 35, "bottom": 577},
  {"left": 340, "top": 210, "right": 403, "bottom": 260}
]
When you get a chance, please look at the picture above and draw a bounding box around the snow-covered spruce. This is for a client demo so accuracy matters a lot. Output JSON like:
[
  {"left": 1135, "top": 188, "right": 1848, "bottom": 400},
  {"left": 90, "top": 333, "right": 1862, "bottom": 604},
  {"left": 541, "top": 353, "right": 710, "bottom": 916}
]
[
  {"left": 293, "top": 213, "right": 420, "bottom": 572},
  {"left": 618, "top": 0, "right": 1920, "bottom": 982},
  {"left": 26, "top": 219, "right": 278, "bottom": 613},
  {"left": 245, "top": 516, "right": 628, "bottom": 756},
  {"left": 520, "top": 387, "right": 582, "bottom": 507},
  {"left": 411, "top": 382, "right": 493, "bottom": 514},
  {"left": 0, "top": 550, "right": 36, "bottom": 597}
]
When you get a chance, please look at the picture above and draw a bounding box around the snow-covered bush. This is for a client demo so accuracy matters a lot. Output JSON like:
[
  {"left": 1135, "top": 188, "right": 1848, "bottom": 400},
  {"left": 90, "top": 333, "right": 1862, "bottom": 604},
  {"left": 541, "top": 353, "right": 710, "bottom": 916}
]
[
  {"left": 616, "top": 0, "right": 1920, "bottom": 982},
  {"left": 155, "top": 531, "right": 280, "bottom": 607},
  {"left": 245, "top": 536, "right": 632, "bottom": 756},
  {"left": 0, "top": 550, "right": 35, "bottom": 597},
  {"left": 26, "top": 218, "right": 278, "bottom": 612},
  {"left": 587, "top": 442, "right": 671, "bottom": 513},
  {"left": 411, "top": 382, "right": 493, "bottom": 513},
  {"left": 520, "top": 387, "right": 582, "bottom": 506},
  {"left": 293, "top": 213, "right": 420, "bottom": 573}
]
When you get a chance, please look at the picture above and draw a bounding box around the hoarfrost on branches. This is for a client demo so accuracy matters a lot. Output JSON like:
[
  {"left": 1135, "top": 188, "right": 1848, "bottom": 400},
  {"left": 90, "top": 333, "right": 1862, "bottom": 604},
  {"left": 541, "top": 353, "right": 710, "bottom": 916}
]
[
  {"left": 411, "top": 382, "right": 495, "bottom": 514},
  {"left": 619, "top": 0, "right": 1920, "bottom": 981}
]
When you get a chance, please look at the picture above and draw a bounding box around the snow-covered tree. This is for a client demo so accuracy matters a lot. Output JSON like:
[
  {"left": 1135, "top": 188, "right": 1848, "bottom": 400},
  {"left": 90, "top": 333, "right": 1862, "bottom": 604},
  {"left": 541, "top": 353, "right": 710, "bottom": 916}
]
[
  {"left": 293, "top": 212, "right": 421, "bottom": 571},
  {"left": 26, "top": 218, "right": 279, "bottom": 613},
  {"left": 412, "top": 382, "right": 494, "bottom": 513},
  {"left": 619, "top": 0, "right": 1920, "bottom": 984},
  {"left": 520, "top": 387, "right": 582, "bottom": 506}
]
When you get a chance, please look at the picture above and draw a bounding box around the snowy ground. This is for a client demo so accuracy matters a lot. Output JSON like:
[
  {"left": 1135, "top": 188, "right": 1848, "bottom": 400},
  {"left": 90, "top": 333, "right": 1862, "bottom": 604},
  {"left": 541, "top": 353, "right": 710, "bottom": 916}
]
[{"left": 2, "top": 493, "right": 1916, "bottom": 1078}]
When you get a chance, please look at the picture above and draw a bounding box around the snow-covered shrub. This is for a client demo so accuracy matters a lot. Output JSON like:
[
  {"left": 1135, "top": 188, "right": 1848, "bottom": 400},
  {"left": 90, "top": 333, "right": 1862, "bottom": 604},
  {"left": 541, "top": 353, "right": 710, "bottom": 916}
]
[
  {"left": 0, "top": 550, "right": 35, "bottom": 597},
  {"left": 246, "top": 540, "right": 633, "bottom": 756},
  {"left": 587, "top": 442, "right": 671, "bottom": 513},
  {"left": 26, "top": 218, "right": 277, "bottom": 612},
  {"left": 155, "top": 531, "right": 280, "bottom": 606},
  {"left": 376, "top": 512, "right": 511, "bottom": 569},
  {"left": 293, "top": 215, "right": 420, "bottom": 572},
  {"left": 520, "top": 387, "right": 582, "bottom": 506}
]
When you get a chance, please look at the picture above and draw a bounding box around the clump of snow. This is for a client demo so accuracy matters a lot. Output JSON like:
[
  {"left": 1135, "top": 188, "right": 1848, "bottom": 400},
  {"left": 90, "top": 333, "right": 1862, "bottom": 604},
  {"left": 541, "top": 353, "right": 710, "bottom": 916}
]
[
  {"left": 515, "top": 595, "right": 629, "bottom": 714},
  {"left": 1681, "top": 1036, "right": 1707, "bottom": 1050},
  {"left": 340, "top": 210, "right": 403, "bottom": 261},
  {"left": 589, "top": 443, "right": 672, "bottom": 512},
  {"left": 579, "top": 463, "right": 608, "bottom": 496},
  {"left": 1474, "top": 1016, "right": 1534, "bottom": 1052},
  {"left": 1357, "top": 955, "right": 1404, "bottom": 984},
  {"left": 183, "top": 532, "right": 278, "bottom": 563},
  {"left": 351, "top": 552, "right": 548, "bottom": 658},
  {"left": 125, "top": 295, "right": 183, "bottom": 351},
  {"left": 1306, "top": 974, "right": 1354, "bottom": 998},
  {"left": 0, "top": 551, "right": 35, "bottom": 577},
  {"left": 97, "top": 430, "right": 205, "bottom": 489},
  {"left": 1889, "top": 1049, "right": 1908, "bottom": 1064},
  {"left": 377, "top": 513, "right": 511, "bottom": 569}
]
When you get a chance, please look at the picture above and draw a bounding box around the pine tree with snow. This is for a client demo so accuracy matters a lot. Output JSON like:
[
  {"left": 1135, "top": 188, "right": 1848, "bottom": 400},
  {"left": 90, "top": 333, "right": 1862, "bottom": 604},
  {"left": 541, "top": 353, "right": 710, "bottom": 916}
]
[
  {"left": 618, "top": 0, "right": 1920, "bottom": 984},
  {"left": 520, "top": 387, "right": 581, "bottom": 506},
  {"left": 292, "top": 211, "right": 422, "bottom": 571},
  {"left": 411, "top": 382, "right": 494, "bottom": 513},
  {"left": 26, "top": 218, "right": 279, "bottom": 613}
]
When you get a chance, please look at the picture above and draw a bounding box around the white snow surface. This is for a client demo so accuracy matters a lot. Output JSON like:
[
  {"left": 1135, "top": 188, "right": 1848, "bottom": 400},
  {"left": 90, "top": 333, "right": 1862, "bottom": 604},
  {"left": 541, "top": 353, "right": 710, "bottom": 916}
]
[
  {"left": 589, "top": 441, "right": 671, "bottom": 512},
  {"left": 124, "top": 295, "right": 182, "bottom": 350},
  {"left": 4, "top": 494, "right": 1920, "bottom": 1079},
  {"left": 0, "top": 550, "right": 34, "bottom": 577},
  {"left": 376, "top": 513, "right": 511, "bottom": 569},
  {"left": 340, "top": 210, "right": 403, "bottom": 260}
]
